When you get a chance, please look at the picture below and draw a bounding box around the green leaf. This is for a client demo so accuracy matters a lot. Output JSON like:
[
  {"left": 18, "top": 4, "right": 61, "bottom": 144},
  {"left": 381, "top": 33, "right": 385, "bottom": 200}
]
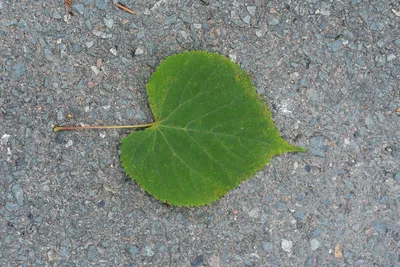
[{"left": 120, "top": 50, "right": 304, "bottom": 206}]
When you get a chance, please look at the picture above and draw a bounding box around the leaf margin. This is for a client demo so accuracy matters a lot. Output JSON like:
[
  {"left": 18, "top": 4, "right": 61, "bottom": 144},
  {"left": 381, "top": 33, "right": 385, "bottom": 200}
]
[{"left": 120, "top": 50, "right": 305, "bottom": 207}]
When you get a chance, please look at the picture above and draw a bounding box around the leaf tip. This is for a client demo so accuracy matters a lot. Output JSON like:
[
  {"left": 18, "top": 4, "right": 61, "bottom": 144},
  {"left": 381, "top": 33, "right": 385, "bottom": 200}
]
[{"left": 287, "top": 144, "right": 307, "bottom": 153}]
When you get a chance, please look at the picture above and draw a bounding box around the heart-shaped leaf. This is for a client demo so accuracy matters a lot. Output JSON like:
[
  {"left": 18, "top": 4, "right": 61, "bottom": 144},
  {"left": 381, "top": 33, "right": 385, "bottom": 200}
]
[{"left": 120, "top": 51, "right": 304, "bottom": 206}]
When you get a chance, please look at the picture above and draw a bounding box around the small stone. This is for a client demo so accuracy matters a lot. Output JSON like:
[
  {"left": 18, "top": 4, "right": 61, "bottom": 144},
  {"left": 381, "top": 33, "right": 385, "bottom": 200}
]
[
  {"left": 180, "top": 14, "right": 193, "bottom": 23},
  {"left": 375, "top": 55, "right": 387, "bottom": 67},
  {"left": 134, "top": 47, "right": 144, "bottom": 55},
  {"left": 392, "top": 9, "right": 400, "bottom": 17},
  {"left": 372, "top": 221, "right": 387, "bottom": 235},
  {"left": 369, "top": 22, "right": 385, "bottom": 31},
  {"left": 208, "top": 255, "right": 221, "bottom": 267},
  {"left": 64, "top": 14, "right": 71, "bottom": 24},
  {"left": 242, "top": 15, "right": 251, "bottom": 24},
  {"left": 296, "top": 193, "right": 304, "bottom": 201},
  {"left": 57, "top": 110, "right": 64, "bottom": 121},
  {"left": 16, "top": 159, "right": 26, "bottom": 170},
  {"left": 109, "top": 47, "right": 118, "bottom": 56},
  {"left": 96, "top": 58, "right": 102, "bottom": 69},
  {"left": 310, "top": 239, "right": 321, "bottom": 250},
  {"left": 309, "top": 136, "right": 325, "bottom": 157},
  {"left": 97, "top": 200, "right": 105, "bottom": 208},
  {"left": 334, "top": 244, "right": 343, "bottom": 258},
  {"left": 229, "top": 53, "right": 237, "bottom": 63},
  {"left": 141, "top": 245, "right": 154, "bottom": 257},
  {"left": 11, "top": 88, "right": 20, "bottom": 98},
  {"left": 1, "top": 134, "right": 11, "bottom": 145},
  {"left": 91, "top": 66, "right": 100, "bottom": 75},
  {"left": 387, "top": 54, "right": 396, "bottom": 61},
  {"left": 305, "top": 165, "right": 311, "bottom": 172},
  {"left": 394, "top": 172, "right": 400, "bottom": 184},
  {"left": 43, "top": 185, "right": 51, "bottom": 192},
  {"left": 87, "top": 245, "right": 98, "bottom": 261},
  {"left": 65, "top": 140, "right": 73, "bottom": 148},
  {"left": 191, "top": 255, "right": 204, "bottom": 266},
  {"left": 17, "top": 20, "right": 26, "bottom": 29},
  {"left": 103, "top": 17, "right": 113, "bottom": 29},
  {"left": 72, "top": 44, "right": 83, "bottom": 53},
  {"left": 145, "top": 42, "right": 155, "bottom": 55},
  {"left": 307, "top": 88, "right": 318, "bottom": 102},
  {"left": 86, "top": 41, "right": 94, "bottom": 48},
  {"left": 85, "top": 19, "right": 92, "bottom": 30},
  {"left": 247, "top": 6, "right": 256, "bottom": 16},
  {"left": 327, "top": 40, "right": 342, "bottom": 52},
  {"left": 12, "top": 184, "right": 24, "bottom": 206},
  {"left": 304, "top": 255, "right": 315, "bottom": 266},
  {"left": 144, "top": 8, "right": 151, "bottom": 15},
  {"left": 52, "top": 10, "right": 62, "bottom": 19},
  {"left": 310, "top": 228, "right": 323, "bottom": 238},
  {"left": 365, "top": 114, "right": 374, "bottom": 129},
  {"left": 343, "top": 179, "right": 355, "bottom": 190},
  {"left": 248, "top": 207, "right": 260, "bottom": 218},
  {"left": 293, "top": 208, "right": 304, "bottom": 220},
  {"left": 268, "top": 18, "right": 280, "bottom": 26},
  {"left": 95, "top": 0, "right": 107, "bottom": 10},
  {"left": 377, "top": 39, "right": 385, "bottom": 48},
  {"left": 5, "top": 175, "right": 13, "bottom": 184},
  {"left": 299, "top": 78, "right": 308, "bottom": 86},
  {"left": 126, "top": 109, "right": 135, "bottom": 119},
  {"left": 276, "top": 202, "right": 286, "bottom": 211},
  {"left": 73, "top": 4, "right": 85, "bottom": 15},
  {"left": 92, "top": 30, "right": 112, "bottom": 39},
  {"left": 47, "top": 250, "right": 57, "bottom": 261},
  {"left": 281, "top": 239, "right": 292, "bottom": 253},
  {"left": 316, "top": 9, "right": 330, "bottom": 16},
  {"left": 3, "top": 19, "right": 17, "bottom": 26},
  {"left": 126, "top": 244, "right": 138, "bottom": 257},
  {"left": 165, "top": 14, "right": 177, "bottom": 25},
  {"left": 11, "top": 63, "right": 26, "bottom": 79},
  {"left": 390, "top": 252, "right": 399, "bottom": 263},
  {"left": 5, "top": 202, "right": 20, "bottom": 212},
  {"left": 269, "top": 7, "right": 279, "bottom": 14},
  {"left": 255, "top": 29, "right": 264, "bottom": 37},
  {"left": 137, "top": 32, "right": 145, "bottom": 40},
  {"left": 193, "top": 23, "right": 202, "bottom": 29},
  {"left": 261, "top": 241, "right": 273, "bottom": 252}
]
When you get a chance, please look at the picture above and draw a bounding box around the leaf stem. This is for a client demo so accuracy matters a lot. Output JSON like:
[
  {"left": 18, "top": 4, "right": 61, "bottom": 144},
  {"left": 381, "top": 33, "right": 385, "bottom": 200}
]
[{"left": 53, "top": 123, "right": 154, "bottom": 133}]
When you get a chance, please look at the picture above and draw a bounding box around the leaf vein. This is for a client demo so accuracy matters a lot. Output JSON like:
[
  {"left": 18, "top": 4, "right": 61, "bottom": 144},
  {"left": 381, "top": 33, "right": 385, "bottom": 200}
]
[
  {"left": 159, "top": 53, "right": 194, "bottom": 119},
  {"left": 177, "top": 62, "right": 211, "bottom": 106},
  {"left": 128, "top": 131, "right": 154, "bottom": 164},
  {"left": 160, "top": 125, "right": 270, "bottom": 146},
  {"left": 157, "top": 129, "right": 203, "bottom": 194},
  {"left": 152, "top": 130, "right": 168, "bottom": 191},
  {"left": 184, "top": 96, "right": 243, "bottom": 128},
  {"left": 161, "top": 69, "right": 233, "bottom": 123},
  {"left": 209, "top": 113, "right": 264, "bottom": 132},
  {"left": 214, "top": 136, "right": 246, "bottom": 163}
]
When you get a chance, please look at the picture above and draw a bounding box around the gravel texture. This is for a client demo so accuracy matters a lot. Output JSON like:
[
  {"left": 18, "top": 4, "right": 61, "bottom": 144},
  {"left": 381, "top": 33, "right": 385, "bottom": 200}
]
[{"left": 1, "top": 0, "right": 399, "bottom": 266}]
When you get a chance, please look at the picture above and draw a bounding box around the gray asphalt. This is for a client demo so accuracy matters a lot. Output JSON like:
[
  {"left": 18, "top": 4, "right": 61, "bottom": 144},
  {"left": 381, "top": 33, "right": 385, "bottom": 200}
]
[{"left": 1, "top": 0, "right": 399, "bottom": 266}]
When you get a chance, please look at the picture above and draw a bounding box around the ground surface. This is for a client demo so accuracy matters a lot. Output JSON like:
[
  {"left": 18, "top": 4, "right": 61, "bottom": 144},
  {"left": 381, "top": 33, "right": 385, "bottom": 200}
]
[{"left": 1, "top": 0, "right": 399, "bottom": 266}]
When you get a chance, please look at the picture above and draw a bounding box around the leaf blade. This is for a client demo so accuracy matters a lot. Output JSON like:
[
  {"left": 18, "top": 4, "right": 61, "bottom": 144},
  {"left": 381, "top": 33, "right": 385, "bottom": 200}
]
[{"left": 120, "top": 50, "right": 303, "bottom": 206}]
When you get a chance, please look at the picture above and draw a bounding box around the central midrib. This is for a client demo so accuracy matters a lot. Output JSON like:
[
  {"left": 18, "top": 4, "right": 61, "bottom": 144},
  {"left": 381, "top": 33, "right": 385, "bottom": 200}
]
[{"left": 158, "top": 124, "right": 271, "bottom": 145}]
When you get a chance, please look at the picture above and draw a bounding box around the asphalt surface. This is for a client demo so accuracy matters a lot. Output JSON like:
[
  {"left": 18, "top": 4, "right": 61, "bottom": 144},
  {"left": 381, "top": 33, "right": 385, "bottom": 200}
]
[{"left": 1, "top": 0, "right": 399, "bottom": 266}]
